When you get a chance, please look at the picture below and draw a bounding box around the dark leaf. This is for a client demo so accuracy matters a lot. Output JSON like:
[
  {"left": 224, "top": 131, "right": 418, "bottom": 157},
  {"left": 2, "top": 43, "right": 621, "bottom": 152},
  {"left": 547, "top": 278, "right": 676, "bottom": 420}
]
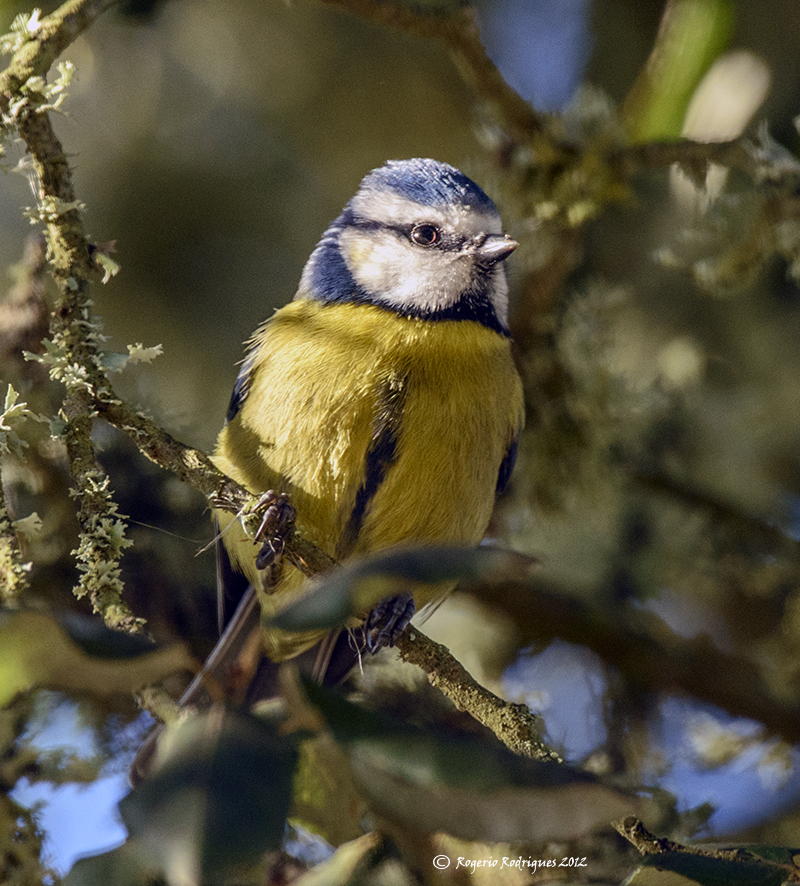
[
  {"left": 0, "top": 609, "right": 195, "bottom": 707},
  {"left": 273, "top": 545, "right": 536, "bottom": 632},
  {"left": 121, "top": 708, "right": 299, "bottom": 885},
  {"left": 65, "top": 844, "right": 148, "bottom": 886},
  {"left": 302, "top": 680, "right": 636, "bottom": 843}
]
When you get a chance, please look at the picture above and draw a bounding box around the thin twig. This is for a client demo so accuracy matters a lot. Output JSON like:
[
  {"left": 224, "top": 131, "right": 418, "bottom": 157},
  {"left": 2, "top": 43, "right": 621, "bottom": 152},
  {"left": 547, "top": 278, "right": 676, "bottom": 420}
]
[
  {"left": 317, "top": 0, "right": 549, "bottom": 146},
  {"left": 614, "top": 816, "right": 800, "bottom": 880}
]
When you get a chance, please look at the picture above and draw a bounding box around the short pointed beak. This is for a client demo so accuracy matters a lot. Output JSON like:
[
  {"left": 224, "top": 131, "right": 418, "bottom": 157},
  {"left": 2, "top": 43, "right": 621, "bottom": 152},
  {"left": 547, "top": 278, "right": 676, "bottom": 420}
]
[{"left": 474, "top": 233, "right": 518, "bottom": 267}]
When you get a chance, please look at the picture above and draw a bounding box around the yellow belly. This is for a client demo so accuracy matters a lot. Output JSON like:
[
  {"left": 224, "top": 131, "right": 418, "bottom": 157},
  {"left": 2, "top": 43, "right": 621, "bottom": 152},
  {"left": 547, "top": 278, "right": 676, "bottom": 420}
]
[{"left": 212, "top": 299, "right": 524, "bottom": 660}]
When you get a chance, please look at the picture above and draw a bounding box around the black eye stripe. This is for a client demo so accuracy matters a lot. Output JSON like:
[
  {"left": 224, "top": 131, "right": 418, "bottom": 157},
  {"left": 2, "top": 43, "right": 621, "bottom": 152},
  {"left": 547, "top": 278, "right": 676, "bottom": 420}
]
[{"left": 349, "top": 218, "right": 461, "bottom": 251}]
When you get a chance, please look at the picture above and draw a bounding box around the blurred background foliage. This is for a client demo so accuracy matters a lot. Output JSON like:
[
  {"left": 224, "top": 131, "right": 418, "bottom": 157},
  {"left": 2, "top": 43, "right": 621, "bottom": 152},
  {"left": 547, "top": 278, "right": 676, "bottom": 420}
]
[{"left": 4, "top": 0, "right": 800, "bottom": 882}]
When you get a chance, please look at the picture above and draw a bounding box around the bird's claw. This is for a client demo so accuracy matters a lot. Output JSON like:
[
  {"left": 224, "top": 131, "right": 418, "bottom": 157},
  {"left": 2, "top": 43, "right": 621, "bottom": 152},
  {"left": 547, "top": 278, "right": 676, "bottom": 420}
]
[
  {"left": 362, "top": 592, "right": 416, "bottom": 652},
  {"left": 253, "top": 490, "right": 296, "bottom": 570}
]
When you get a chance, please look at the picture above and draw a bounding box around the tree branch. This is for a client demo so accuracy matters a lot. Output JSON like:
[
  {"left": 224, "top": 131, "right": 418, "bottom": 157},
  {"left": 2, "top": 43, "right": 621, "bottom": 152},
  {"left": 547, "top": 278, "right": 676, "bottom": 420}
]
[
  {"left": 0, "top": 467, "right": 30, "bottom": 606},
  {"left": 0, "top": 0, "right": 118, "bottom": 111},
  {"left": 317, "top": 0, "right": 549, "bottom": 146},
  {"left": 395, "top": 628, "right": 560, "bottom": 762},
  {"left": 614, "top": 817, "right": 800, "bottom": 881},
  {"left": 95, "top": 397, "right": 250, "bottom": 512},
  {"left": 1, "top": 0, "right": 143, "bottom": 631}
]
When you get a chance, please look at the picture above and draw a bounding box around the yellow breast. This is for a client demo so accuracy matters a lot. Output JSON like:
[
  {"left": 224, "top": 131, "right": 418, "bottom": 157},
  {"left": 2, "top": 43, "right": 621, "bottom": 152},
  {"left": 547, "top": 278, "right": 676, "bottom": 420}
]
[{"left": 212, "top": 298, "right": 524, "bottom": 658}]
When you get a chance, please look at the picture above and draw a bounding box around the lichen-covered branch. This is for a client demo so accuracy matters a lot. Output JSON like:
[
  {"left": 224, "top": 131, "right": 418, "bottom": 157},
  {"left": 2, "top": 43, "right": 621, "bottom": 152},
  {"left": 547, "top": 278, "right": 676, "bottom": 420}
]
[
  {"left": 0, "top": 0, "right": 117, "bottom": 109},
  {"left": 95, "top": 397, "right": 250, "bottom": 513},
  {"left": 270, "top": 521, "right": 560, "bottom": 760},
  {"left": 0, "top": 469, "right": 30, "bottom": 606},
  {"left": 395, "top": 628, "right": 561, "bottom": 762},
  {"left": 0, "top": 383, "right": 49, "bottom": 605},
  {"left": 611, "top": 131, "right": 800, "bottom": 187},
  {"left": 0, "top": 0, "right": 142, "bottom": 631}
]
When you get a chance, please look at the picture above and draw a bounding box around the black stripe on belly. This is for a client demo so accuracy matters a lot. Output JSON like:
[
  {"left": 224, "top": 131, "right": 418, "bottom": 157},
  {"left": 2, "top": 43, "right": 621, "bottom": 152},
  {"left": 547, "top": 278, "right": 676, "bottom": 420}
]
[{"left": 337, "top": 379, "right": 405, "bottom": 558}]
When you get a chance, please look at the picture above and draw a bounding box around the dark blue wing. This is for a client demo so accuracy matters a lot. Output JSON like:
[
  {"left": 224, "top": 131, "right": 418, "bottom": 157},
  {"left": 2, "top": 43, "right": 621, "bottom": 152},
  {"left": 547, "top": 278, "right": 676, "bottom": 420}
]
[
  {"left": 495, "top": 437, "right": 518, "bottom": 497},
  {"left": 225, "top": 351, "right": 257, "bottom": 423}
]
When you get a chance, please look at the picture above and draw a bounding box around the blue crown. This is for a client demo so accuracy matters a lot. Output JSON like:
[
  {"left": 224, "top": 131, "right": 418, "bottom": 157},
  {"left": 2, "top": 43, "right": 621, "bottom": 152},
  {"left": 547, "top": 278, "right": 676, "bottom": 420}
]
[{"left": 359, "top": 158, "right": 497, "bottom": 213}]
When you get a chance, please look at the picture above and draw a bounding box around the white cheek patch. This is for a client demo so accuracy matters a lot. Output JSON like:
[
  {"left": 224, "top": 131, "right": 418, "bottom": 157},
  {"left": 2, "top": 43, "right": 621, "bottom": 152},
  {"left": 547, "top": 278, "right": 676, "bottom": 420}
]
[
  {"left": 340, "top": 227, "right": 475, "bottom": 312},
  {"left": 350, "top": 190, "right": 502, "bottom": 239}
]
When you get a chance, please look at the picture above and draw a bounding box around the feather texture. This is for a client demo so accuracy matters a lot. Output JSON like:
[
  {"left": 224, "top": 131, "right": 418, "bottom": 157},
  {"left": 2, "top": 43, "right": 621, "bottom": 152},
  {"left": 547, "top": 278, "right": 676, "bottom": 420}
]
[{"left": 212, "top": 299, "right": 523, "bottom": 661}]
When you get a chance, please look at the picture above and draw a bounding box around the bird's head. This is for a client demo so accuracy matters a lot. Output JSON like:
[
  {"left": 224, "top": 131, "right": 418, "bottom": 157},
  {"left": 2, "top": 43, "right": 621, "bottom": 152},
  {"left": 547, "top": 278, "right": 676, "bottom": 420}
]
[{"left": 298, "top": 158, "right": 517, "bottom": 335}]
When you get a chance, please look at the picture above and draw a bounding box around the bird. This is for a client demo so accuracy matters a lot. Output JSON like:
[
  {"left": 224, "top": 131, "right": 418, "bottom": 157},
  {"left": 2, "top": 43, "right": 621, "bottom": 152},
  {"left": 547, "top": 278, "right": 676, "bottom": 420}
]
[
  {"left": 129, "top": 158, "right": 525, "bottom": 784},
  {"left": 210, "top": 157, "right": 525, "bottom": 682}
]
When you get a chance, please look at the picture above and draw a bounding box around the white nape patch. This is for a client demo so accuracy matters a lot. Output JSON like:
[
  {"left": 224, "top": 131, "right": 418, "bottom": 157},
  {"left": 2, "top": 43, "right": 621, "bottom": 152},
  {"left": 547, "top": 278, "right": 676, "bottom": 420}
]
[{"left": 351, "top": 190, "right": 503, "bottom": 240}]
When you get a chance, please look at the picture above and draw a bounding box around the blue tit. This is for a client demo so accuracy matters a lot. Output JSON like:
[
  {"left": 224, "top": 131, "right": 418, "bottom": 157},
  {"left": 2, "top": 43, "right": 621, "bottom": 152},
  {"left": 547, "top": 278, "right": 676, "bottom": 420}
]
[{"left": 212, "top": 158, "right": 524, "bottom": 671}]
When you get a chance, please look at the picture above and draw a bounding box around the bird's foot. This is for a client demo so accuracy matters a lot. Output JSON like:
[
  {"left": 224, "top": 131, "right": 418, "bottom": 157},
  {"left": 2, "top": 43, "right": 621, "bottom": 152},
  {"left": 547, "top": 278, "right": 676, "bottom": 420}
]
[
  {"left": 253, "top": 490, "right": 296, "bottom": 570},
  {"left": 362, "top": 592, "right": 416, "bottom": 652}
]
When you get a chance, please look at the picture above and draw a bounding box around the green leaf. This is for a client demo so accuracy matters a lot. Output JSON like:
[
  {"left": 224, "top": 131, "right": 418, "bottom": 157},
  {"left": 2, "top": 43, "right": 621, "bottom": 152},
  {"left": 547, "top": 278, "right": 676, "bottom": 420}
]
[
  {"left": 302, "top": 681, "right": 636, "bottom": 843},
  {"left": 625, "top": 0, "right": 735, "bottom": 142},
  {"left": 0, "top": 609, "right": 195, "bottom": 707},
  {"left": 272, "top": 545, "right": 536, "bottom": 632},
  {"left": 291, "top": 735, "right": 368, "bottom": 847},
  {"left": 65, "top": 844, "right": 148, "bottom": 886},
  {"left": 121, "top": 708, "right": 299, "bottom": 886}
]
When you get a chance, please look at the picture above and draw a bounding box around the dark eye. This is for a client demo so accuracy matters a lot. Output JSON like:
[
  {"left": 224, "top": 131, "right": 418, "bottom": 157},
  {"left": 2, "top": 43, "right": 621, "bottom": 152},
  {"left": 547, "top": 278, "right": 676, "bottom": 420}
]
[{"left": 410, "top": 224, "right": 440, "bottom": 247}]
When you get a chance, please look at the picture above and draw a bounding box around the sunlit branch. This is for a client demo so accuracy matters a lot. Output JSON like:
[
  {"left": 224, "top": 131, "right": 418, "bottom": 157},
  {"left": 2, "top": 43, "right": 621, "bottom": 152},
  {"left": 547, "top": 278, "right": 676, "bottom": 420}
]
[
  {"left": 0, "top": 0, "right": 118, "bottom": 111},
  {"left": 0, "top": 0, "right": 143, "bottom": 631},
  {"left": 396, "top": 628, "right": 561, "bottom": 762}
]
